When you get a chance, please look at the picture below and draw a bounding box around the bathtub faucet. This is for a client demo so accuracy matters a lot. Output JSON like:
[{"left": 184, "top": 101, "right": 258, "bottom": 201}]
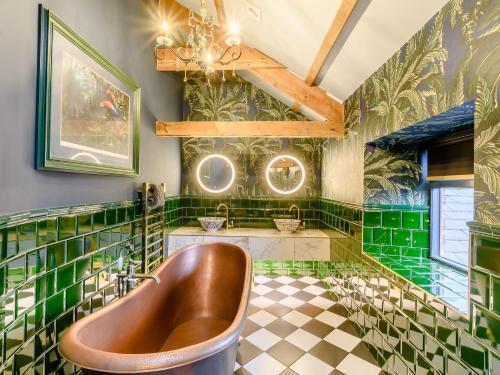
[{"left": 116, "top": 259, "right": 160, "bottom": 297}]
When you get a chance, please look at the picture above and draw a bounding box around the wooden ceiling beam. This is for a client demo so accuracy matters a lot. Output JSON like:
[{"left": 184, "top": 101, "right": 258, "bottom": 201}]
[
  {"left": 305, "top": 0, "right": 358, "bottom": 86},
  {"left": 156, "top": 120, "right": 344, "bottom": 137},
  {"left": 213, "top": 0, "right": 226, "bottom": 26}
]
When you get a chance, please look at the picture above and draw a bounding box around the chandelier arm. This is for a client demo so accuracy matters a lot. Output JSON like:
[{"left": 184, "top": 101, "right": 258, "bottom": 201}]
[
  {"left": 218, "top": 45, "right": 242, "bottom": 66},
  {"left": 155, "top": 45, "right": 193, "bottom": 65}
]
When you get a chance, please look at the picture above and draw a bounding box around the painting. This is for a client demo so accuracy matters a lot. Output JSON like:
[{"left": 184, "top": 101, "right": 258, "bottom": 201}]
[{"left": 36, "top": 6, "right": 140, "bottom": 175}]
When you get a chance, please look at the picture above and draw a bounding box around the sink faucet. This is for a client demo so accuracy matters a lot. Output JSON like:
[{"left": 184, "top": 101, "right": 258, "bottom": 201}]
[
  {"left": 116, "top": 259, "right": 160, "bottom": 297},
  {"left": 216, "top": 202, "right": 234, "bottom": 230},
  {"left": 289, "top": 204, "right": 305, "bottom": 229}
]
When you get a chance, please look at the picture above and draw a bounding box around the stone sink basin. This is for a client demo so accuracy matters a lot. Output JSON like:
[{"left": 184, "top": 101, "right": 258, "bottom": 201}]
[
  {"left": 198, "top": 217, "right": 226, "bottom": 232},
  {"left": 273, "top": 218, "right": 301, "bottom": 233}
]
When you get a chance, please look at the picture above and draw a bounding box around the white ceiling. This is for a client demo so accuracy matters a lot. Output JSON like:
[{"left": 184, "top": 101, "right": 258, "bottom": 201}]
[{"left": 176, "top": 0, "right": 448, "bottom": 108}]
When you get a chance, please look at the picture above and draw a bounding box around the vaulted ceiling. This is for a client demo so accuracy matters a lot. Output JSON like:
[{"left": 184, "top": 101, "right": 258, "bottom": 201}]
[{"left": 156, "top": 0, "right": 448, "bottom": 136}]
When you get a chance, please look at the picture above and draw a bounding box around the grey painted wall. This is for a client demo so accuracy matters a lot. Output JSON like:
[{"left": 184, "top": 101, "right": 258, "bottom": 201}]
[{"left": 0, "top": 0, "right": 183, "bottom": 214}]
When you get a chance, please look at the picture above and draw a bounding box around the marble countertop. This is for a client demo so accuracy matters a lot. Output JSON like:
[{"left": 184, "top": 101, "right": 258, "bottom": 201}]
[{"left": 168, "top": 226, "right": 329, "bottom": 238}]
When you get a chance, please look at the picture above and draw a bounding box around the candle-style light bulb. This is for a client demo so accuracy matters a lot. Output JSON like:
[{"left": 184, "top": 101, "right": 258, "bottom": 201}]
[
  {"left": 161, "top": 20, "right": 169, "bottom": 33},
  {"left": 228, "top": 20, "right": 239, "bottom": 35}
]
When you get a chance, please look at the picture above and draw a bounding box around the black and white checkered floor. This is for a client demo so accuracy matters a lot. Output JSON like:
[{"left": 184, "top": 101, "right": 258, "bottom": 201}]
[{"left": 235, "top": 275, "right": 382, "bottom": 375}]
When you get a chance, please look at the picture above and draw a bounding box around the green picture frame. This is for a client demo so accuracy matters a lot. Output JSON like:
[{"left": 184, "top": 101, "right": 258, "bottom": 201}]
[{"left": 36, "top": 5, "right": 140, "bottom": 176}]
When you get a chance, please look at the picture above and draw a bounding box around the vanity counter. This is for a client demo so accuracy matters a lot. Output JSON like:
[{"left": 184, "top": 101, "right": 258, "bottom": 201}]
[{"left": 166, "top": 227, "right": 330, "bottom": 260}]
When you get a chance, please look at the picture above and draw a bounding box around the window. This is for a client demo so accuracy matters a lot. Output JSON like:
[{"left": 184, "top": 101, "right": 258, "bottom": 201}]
[{"left": 430, "top": 181, "right": 474, "bottom": 269}]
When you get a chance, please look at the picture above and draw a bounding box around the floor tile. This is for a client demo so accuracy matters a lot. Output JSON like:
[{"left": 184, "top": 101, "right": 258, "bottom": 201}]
[
  {"left": 285, "top": 329, "right": 321, "bottom": 351},
  {"left": 295, "top": 303, "right": 324, "bottom": 317},
  {"left": 279, "top": 369, "right": 299, "bottom": 375},
  {"left": 246, "top": 328, "right": 282, "bottom": 351},
  {"left": 279, "top": 296, "right": 305, "bottom": 309},
  {"left": 281, "top": 310, "right": 312, "bottom": 327},
  {"left": 264, "top": 280, "right": 285, "bottom": 289},
  {"left": 237, "top": 339, "right": 262, "bottom": 365},
  {"left": 244, "top": 353, "right": 287, "bottom": 375},
  {"left": 301, "top": 319, "right": 334, "bottom": 339},
  {"left": 249, "top": 310, "right": 278, "bottom": 327},
  {"left": 337, "top": 320, "right": 359, "bottom": 336},
  {"left": 315, "top": 311, "right": 347, "bottom": 328},
  {"left": 298, "top": 276, "right": 321, "bottom": 284},
  {"left": 309, "top": 340, "right": 349, "bottom": 367},
  {"left": 266, "top": 319, "right": 299, "bottom": 338},
  {"left": 289, "top": 353, "right": 334, "bottom": 375},
  {"left": 324, "top": 329, "right": 361, "bottom": 352},
  {"left": 267, "top": 340, "right": 305, "bottom": 367},
  {"left": 275, "top": 276, "right": 296, "bottom": 285},
  {"left": 351, "top": 342, "right": 379, "bottom": 366},
  {"left": 254, "top": 275, "right": 272, "bottom": 284},
  {"left": 277, "top": 285, "right": 300, "bottom": 296},
  {"left": 265, "top": 303, "right": 293, "bottom": 318},
  {"left": 303, "top": 285, "right": 326, "bottom": 295},
  {"left": 241, "top": 320, "right": 261, "bottom": 337},
  {"left": 266, "top": 290, "right": 288, "bottom": 301},
  {"left": 253, "top": 284, "right": 273, "bottom": 296},
  {"left": 292, "top": 291, "right": 316, "bottom": 302},
  {"left": 308, "top": 296, "right": 335, "bottom": 309},
  {"left": 336, "top": 353, "right": 381, "bottom": 375},
  {"left": 288, "top": 280, "right": 310, "bottom": 290},
  {"left": 250, "top": 296, "right": 275, "bottom": 309}
]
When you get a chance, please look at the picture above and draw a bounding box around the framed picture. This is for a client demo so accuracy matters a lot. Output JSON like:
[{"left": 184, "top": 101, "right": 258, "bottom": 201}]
[{"left": 36, "top": 5, "right": 140, "bottom": 176}]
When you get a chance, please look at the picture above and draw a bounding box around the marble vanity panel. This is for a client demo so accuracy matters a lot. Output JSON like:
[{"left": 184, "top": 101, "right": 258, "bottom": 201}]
[
  {"left": 202, "top": 236, "right": 249, "bottom": 249},
  {"left": 167, "top": 235, "right": 204, "bottom": 255},
  {"left": 294, "top": 238, "right": 330, "bottom": 260},
  {"left": 248, "top": 237, "right": 294, "bottom": 259}
]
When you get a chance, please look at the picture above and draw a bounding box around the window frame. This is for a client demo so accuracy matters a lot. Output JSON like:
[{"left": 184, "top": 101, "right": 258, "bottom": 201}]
[{"left": 429, "top": 179, "right": 473, "bottom": 272}]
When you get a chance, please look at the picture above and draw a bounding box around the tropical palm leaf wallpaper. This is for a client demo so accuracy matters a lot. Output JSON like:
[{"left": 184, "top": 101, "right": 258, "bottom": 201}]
[
  {"left": 322, "top": 0, "right": 499, "bottom": 224},
  {"left": 181, "top": 75, "right": 323, "bottom": 197}
]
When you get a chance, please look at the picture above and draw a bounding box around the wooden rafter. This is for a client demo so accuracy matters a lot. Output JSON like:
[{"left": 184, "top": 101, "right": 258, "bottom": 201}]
[
  {"left": 305, "top": 0, "right": 358, "bottom": 86},
  {"left": 156, "top": 121, "right": 344, "bottom": 137},
  {"left": 157, "top": 0, "right": 344, "bottom": 123},
  {"left": 213, "top": 0, "right": 226, "bottom": 25}
]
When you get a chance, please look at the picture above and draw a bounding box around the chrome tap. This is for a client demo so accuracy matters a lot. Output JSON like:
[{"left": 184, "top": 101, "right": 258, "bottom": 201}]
[
  {"left": 216, "top": 202, "right": 234, "bottom": 230},
  {"left": 289, "top": 204, "right": 305, "bottom": 230},
  {"left": 116, "top": 259, "right": 160, "bottom": 297}
]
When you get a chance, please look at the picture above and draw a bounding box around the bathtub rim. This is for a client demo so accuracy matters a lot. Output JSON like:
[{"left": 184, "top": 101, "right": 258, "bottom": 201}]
[{"left": 58, "top": 241, "right": 253, "bottom": 373}]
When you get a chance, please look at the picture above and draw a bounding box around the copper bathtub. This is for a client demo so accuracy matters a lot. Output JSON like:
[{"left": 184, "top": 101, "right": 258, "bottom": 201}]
[{"left": 59, "top": 242, "right": 253, "bottom": 374}]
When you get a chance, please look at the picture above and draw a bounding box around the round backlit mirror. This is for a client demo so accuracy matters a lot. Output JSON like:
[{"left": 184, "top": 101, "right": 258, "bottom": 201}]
[
  {"left": 266, "top": 155, "right": 305, "bottom": 195},
  {"left": 196, "top": 154, "right": 235, "bottom": 194}
]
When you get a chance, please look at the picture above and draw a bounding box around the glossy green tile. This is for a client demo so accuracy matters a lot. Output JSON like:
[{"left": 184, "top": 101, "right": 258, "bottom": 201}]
[
  {"left": 92, "top": 250, "right": 105, "bottom": 272},
  {"left": 494, "top": 275, "right": 500, "bottom": 314},
  {"left": 18, "top": 222, "right": 36, "bottom": 252},
  {"left": 65, "top": 282, "right": 82, "bottom": 309},
  {"left": 402, "top": 211, "right": 422, "bottom": 229},
  {"left": 0, "top": 265, "right": 5, "bottom": 296},
  {"left": 382, "top": 211, "right": 401, "bottom": 228},
  {"left": 7, "top": 257, "right": 25, "bottom": 290},
  {"left": 46, "top": 242, "right": 65, "bottom": 270},
  {"left": 392, "top": 229, "right": 411, "bottom": 247},
  {"left": 55, "top": 311, "right": 73, "bottom": 340},
  {"left": 470, "top": 268, "right": 490, "bottom": 308},
  {"left": 37, "top": 218, "right": 57, "bottom": 246},
  {"left": 447, "top": 354, "right": 470, "bottom": 375},
  {"left": 364, "top": 211, "right": 381, "bottom": 227},
  {"left": 99, "top": 230, "right": 111, "bottom": 249},
  {"left": 473, "top": 234, "right": 500, "bottom": 275},
  {"left": 27, "top": 248, "right": 45, "bottom": 278},
  {"left": 84, "top": 276, "right": 97, "bottom": 298},
  {"left": 17, "top": 279, "right": 35, "bottom": 316},
  {"left": 412, "top": 231, "right": 429, "bottom": 248},
  {"left": 77, "top": 213, "right": 92, "bottom": 235},
  {"left": 6, "top": 317, "right": 23, "bottom": 359},
  {"left": 373, "top": 228, "right": 391, "bottom": 245},
  {"left": 93, "top": 211, "right": 105, "bottom": 231},
  {"left": 84, "top": 233, "right": 98, "bottom": 254},
  {"left": 459, "top": 331, "right": 486, "bottom": 372},
  {"left": 105, "top": 209, "right": 117, "bottom": 226},
  {"left": 66, "top": 237, "right": 84, "bottom": 262},
  {"left": 58, "top": 215, "right": 75, "bottom": 240},
  {"left": 4, "top": 227, "right": 18, "bottom": 260},
  {"left": 472, "top": 303, "right": 500, "bottom": 350},
  {"left": 56, "top": 263, "right": 74, "bottom": 292},
  {"left": 45, "top": 292, "right": 63, "bottom": 323},
  {"left": 75, "top": 256, "right": 92, "bottom": 281},
  {"left": 436, "top": 315, "right": 457, "bottom": 352}
]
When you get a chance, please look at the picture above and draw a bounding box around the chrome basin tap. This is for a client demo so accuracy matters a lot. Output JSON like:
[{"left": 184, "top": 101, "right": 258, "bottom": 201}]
[
  {"left": 116, "top": 259, "right": 160, "bottom": 297},
  {"left": 216, "top": 202, "right": 234, "bottom": 230}
]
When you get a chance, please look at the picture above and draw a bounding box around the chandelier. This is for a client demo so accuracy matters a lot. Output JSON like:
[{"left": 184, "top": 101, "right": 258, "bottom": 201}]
[{"left": 155, "top": 0, "right": 241, "bottom": 81}]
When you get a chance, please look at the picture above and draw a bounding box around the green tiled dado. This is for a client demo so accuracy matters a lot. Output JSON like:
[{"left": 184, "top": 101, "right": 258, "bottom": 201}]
[
  {"left": 382, "top": 210, "right": 401, "bottom": 228},
  {"left": 0, "top": 196, "right": 181, "bottom": 374},
  {"left": 364, "top": 211, "right": 381, "bottom": 227}
]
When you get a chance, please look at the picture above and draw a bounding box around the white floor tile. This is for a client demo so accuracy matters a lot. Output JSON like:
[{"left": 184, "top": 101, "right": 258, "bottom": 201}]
[
  {"left": 299, "top": 276, "right": 320, "bottom": 284},
  {"left": 277, "top": 284, "right": 300, "bottom": 296},
  {"left": 336, "top": 353, "right": 381, "bottom": 375},
  {"left": 315, "top": 311, "right": 346, "bottom": 328},
  {"left": 281, "top": 310, "right": 312, "bottom": 327},
  {"left": 252, "top": 284, "right": 273, "bottom": 296},
  {"left": 274, "top": 276, "right": 296, "bottom": 284},
  {"left": 254, "top": 275, "right": 271, "bottom": 284},
  {"left": 308, "top": 296, "right": 335, "bottom": 309},
  {"left": 285, "top": 329, "right": 321, "bottom": 351},
  {"left": 246, "top": 328, "right": 281, "bottom": 351},
  {"left": 244, "top": 353, "right": 287, "bottom": 375},
  {"left": 250, "top": 296, "right": 274, "bottom": 308},
  {"left": 290, "top": 353, "right": 334, "bottom": 375},
  {"left": 248, "top": 310, "right": 278, "bottom": 327},
  {"left": 324, "top": 329, "right": 361, "bottom": 352},
  {"left": 278, "top": 296, "right": 305, "bottom": 309},
  {"left": 303, "top": 285, "right": 327, "bottom": 295}
]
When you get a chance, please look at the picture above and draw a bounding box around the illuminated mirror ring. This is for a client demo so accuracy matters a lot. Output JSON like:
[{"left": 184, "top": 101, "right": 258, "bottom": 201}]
[
  {"left": 266, "top": 155, "right": 306, "bottom": 195},
  {"left": 196, "top": 154, "right": 236, "bottom": 194}
]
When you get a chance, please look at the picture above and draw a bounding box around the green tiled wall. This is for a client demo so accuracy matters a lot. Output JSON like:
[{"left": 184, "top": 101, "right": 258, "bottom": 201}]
[
  {"left": 363, "top": 207, "right": 430, "bottom": 258},
  {"left": 318, "top": 201, "right": 497, "bottom": 375},
  {"left": 180, "top": 196, "right": 321, "bottom": 229},
  {"left": 0, "top": 197, "right": 181, "bottom": 374}
]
